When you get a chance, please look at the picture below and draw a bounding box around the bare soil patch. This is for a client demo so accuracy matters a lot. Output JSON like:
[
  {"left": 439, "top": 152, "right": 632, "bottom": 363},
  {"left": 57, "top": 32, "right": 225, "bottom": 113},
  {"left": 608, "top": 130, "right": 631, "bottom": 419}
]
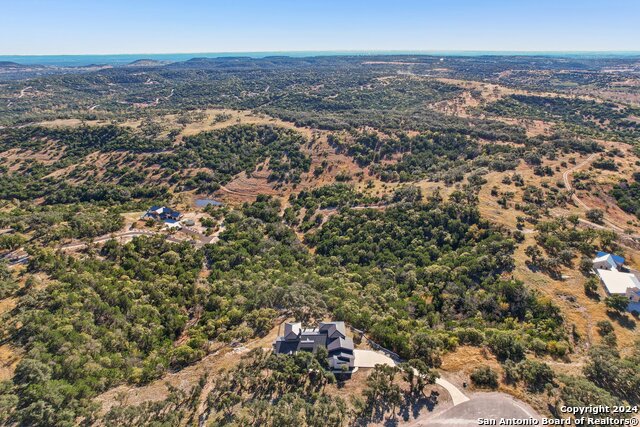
[{"left": 0, "top": 344, "right": 20, "bottom": 382}]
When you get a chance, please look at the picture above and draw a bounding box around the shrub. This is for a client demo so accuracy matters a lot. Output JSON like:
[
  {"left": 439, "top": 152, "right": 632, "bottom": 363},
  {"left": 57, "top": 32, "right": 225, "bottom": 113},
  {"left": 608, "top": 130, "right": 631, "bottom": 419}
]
[
  {"left": 529, "top": 338, "right": 547, "bottom": 356},
  {"left": 488, "top": 332, "right": 525, "bottom": 362},
  {"left": 596, "top": 320, "right": 614, "bottom": 336},
  {"left": 170, "top": 345, "right": 204, "bottom": 369},
  {"left": 579, "top": 258, "right": 594, "bottom": 275},
  {"left": 470, "top": 365, "right": 499, "bottom": 389},
  {"left": 586, "top": 209, "right": 604, "bottom": 224},
  {"left": 605, "top": 295, "right": 629, "bottom": 314},
  {"left": 455, "top": 328, "right": 485, "bottom": 346},
  {"left": 519, "top": 360, "right": 555, "bottom": 392},
  {"left": 584, "top": 277, "right": 599, "bottom": 296},
  {"left": 503, "top": 360, "right": 521, "bottom": 384},
  {"left": 546, "top": 340, "right": 569, "bottom": 358}
]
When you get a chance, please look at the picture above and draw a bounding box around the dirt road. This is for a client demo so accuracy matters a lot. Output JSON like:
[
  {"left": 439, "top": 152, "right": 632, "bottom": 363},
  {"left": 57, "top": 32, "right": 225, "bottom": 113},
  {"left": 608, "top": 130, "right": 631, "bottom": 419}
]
[
  {"left": 562, "top": 153, "right": 638, "bottom": 238},
  {"left": 59, "top": 230, "right": 157, "bottom": 251},
  {"left": 562, "top": 153, "right": 597, "bottom": 211},
  {"left": 18, "top": 86, "right": 32, "bottom": 98}
]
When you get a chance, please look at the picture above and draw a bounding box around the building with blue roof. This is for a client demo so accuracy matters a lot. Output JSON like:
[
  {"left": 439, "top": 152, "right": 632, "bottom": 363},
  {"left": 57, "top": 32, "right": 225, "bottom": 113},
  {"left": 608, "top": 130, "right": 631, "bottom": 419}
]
[
  {"left": 593, "top": 251, "right": 640, "bottom": 313},
  {"left": 595, "top": 251, "right": 625, "bottom": 267}
]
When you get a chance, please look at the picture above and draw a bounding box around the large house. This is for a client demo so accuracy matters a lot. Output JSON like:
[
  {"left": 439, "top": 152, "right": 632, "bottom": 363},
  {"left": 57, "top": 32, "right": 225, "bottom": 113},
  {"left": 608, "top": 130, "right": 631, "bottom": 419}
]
[
  {"left": 273, "top": 321, "right": 356, "bottom": 377},
  {"left": 592, "top": 252, "right": 640, "bottom": 311},
  {"left": 144, "top": 206, "right": 182, "bottom": 221}
]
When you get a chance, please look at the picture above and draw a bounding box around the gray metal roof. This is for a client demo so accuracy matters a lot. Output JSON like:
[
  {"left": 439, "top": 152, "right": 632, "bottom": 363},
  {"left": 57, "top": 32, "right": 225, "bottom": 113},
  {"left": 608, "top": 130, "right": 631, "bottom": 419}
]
[
  {"left": 319, "top": 321, "right": 347, "bottom": 338},
  {"left": 327, "top": 336, "right": 354, "bottom": 353},
  {"left": 274, "top": 322, "right": 355, "bottom": 372}
]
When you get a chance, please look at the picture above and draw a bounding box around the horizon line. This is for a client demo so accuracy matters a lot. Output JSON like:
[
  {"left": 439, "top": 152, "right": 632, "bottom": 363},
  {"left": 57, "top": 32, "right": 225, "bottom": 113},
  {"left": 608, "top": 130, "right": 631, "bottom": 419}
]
[{"left": 3, "top": 49, "right": 640, "bottom": 58}]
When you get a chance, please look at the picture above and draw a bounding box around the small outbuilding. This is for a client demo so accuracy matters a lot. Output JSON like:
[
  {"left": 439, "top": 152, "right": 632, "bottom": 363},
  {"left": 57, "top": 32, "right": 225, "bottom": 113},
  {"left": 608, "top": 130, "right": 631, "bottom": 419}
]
[
  {"left": 162, "top": 219, "right": 182, "bottom": 230},
  {"left": 592, "top": 251, "right": 625, "bottom": 271}
]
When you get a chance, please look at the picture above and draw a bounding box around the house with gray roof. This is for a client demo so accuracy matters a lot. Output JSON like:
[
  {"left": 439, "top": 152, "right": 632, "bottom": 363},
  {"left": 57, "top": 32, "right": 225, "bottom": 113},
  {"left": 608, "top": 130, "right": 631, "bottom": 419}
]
[
  {"left": 274, "top": 321, "right": 355, "bottom": 377},
  {"left": 144, "top": 206, "right": 182, "bottom": 221}
]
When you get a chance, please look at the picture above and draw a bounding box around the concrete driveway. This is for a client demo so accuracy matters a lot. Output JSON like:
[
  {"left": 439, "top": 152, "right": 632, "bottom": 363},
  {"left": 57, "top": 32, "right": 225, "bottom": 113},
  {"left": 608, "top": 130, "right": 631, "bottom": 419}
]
[
  {"left": 353, "top": 350, "right": 540, "bottom": 426},
  {"left": 353, "top": 349, "right": 470, "bottom": 406},
  {"left": 411, "top": 393, "right": 541, "bottom": 427},
  {"left": 353, "top": 349, "right": 396, "bottom": 368}
]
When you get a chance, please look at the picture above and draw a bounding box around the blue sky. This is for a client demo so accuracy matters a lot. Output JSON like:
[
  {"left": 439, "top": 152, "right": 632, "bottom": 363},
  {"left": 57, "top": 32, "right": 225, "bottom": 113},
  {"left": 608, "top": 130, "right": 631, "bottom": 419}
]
[{"left": 1, "top": 0, "right": 638, "bottom": 55}]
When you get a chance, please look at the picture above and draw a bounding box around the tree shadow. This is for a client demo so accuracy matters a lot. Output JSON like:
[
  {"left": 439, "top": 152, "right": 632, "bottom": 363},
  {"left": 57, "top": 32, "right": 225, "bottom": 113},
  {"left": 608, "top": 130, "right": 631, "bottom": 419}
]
[
  {"left": 355, "top": 390, "right": 440, "bottom": 427},
  {"left": 383, "top": 417, "right": 399, "bottom": 427},
  {"left": 362, "top": 401, "right": 392, "bottom": 426},
  {"left": 525, "top": 261, "right": 540, "bottom": 273},
  {"left": 548, "top": 402, "right": 561, "bottom": 418},
  {"left": 525, "top": 261, "right": 562, "bottom": 280},
  {"left": 398, "top": 390, "right": 439, "bottom": 422},
  {"left": 585, "top": 291, "right": 601, "bottom": 302},
  {"left": 607, "top": 311, "right": 637, "bottom": 329}
]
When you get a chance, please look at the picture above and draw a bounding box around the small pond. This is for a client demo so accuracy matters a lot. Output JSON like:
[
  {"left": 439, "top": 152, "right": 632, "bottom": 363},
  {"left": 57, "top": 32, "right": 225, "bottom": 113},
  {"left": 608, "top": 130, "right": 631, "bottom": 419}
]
[{"left": 195, "top": 198, "right": 224, "bottom": 207}]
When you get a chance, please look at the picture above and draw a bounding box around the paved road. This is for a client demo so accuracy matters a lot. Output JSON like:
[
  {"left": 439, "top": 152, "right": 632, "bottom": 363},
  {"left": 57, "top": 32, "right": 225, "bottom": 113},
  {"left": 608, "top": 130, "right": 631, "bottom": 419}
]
[
  {"left": 59, "top": 225, "right": 222, "bottom": 251},
  {"left": 411, "top": 393, "right": 540, "bottom": 427},
  {"left": 353, "top": 349, "right": 546, "bottom": 423},
  {"left": 436, "top": 377, "right": 470, "bottom": 407},
  {"left": 8, "top": 224, "right": 222, "bottom": 266}
]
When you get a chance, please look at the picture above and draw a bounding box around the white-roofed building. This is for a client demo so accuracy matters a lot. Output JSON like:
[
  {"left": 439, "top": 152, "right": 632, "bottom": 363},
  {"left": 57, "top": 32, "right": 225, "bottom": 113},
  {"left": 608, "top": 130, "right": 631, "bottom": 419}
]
[
  {"left": 591, "top": 251, "right": 640, "bottom": 312},
  {"left": 592, "top": 253, "right": 619, "bottom": 271},
  {"left": 596, "top": 269, "right": 640, "bottom": 295},
  {"left": 162, "top": 219, "right": 182, "bottom": 230}
]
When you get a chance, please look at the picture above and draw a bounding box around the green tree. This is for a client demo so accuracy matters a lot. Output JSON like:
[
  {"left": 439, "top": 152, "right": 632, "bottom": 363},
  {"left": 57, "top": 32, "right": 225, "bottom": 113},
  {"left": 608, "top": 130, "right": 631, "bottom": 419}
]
[
  {"left": 519, "top": 360, "right": 554, "bottom": 392},
  {"left": 586, "top": 209, "right": 604, "bottom": 224},
  {"left": 583, "top": 277, "right": 599, "bottom": 297},
  {"left": 525, "top": 245, "right": 542, "bottom": 264},
  {"left": 488, "top": 332, "right": 525, "bottom": 362},
  {"left": 470, "top": 365, "right": 498, "bottom": 389},
  {"left": 605, "top": 295, "right": 629, "bottom": 314}
]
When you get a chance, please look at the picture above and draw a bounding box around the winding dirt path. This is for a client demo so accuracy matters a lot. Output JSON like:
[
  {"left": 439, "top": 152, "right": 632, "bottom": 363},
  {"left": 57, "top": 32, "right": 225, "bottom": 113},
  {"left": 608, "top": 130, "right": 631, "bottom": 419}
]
[
  {"left": 562, "top": 153, "right": 597, "bottom": 210},
  {"left": 562, "top": 153, "right": 638, "bottom": 237},
  {"left": 59, "top": 225, "right": 221, "bottom": 252},
  {"left": 59, "top": 230, "right": 157, "bottom": 251},
  {"left": 17, "top": 86, "right": 32, "bottom": 98},
  {"left": 219, "top": 185, "right": 250, "bottom": 197}
]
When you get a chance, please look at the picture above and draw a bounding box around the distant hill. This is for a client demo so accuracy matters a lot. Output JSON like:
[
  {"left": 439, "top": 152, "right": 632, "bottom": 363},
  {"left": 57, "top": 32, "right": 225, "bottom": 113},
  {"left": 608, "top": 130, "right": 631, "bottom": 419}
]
[
  {"left": 126, "top": 59, "right": 169, "bottom": 67},
  {"left": 168, "top": 56, "right": 317, "bottom": 71},
  {"left": 0, "top": 61, "right": 27, "bottom": 69}
]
